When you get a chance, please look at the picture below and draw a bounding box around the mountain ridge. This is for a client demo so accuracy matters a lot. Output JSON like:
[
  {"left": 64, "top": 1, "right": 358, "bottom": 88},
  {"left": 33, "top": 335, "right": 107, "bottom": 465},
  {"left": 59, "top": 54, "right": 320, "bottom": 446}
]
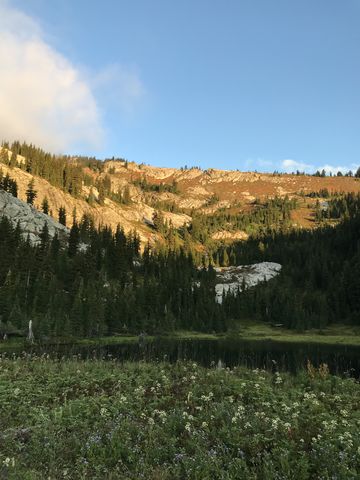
[{"left": 1, "top": 144, "right": 360, "bottom": 246}]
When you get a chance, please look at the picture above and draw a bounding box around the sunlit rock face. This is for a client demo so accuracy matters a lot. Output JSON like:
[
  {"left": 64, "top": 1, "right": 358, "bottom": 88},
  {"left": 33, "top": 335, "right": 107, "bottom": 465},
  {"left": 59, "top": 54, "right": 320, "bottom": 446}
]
[
  {"left": 214, "top": 262, "right": 282, "bottom": 303},
  {"left": 0, "top": 190, "right": 68, "bottom": 244}
]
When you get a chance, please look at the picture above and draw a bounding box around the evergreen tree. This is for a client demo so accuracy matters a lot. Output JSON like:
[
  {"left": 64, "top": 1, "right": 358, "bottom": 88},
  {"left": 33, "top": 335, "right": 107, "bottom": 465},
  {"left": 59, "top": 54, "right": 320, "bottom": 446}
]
[
  {"left": 41, "top": 197, "right": 49, "bottom": 215},
  {"left": 26, "top": 179, "right": 37, "bottom": 205},
  {"left": 68, "top": 223, "right": 80, "bottom": 256},
  {"left": 58, "top": 206, "right": 67, "bottom": 226}
]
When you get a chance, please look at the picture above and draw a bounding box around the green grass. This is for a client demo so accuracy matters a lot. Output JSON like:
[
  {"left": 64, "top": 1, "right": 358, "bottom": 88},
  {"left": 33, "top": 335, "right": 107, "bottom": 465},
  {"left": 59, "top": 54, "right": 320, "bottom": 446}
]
[
  {"left": 0, "top": 357, "right": 359, "bottom": 479},
  {"left": 235, "top": 322, "right": 360, "bottom": 346},
  {"left": 1, "top": 323, "right": 360, "bottom": 353}
]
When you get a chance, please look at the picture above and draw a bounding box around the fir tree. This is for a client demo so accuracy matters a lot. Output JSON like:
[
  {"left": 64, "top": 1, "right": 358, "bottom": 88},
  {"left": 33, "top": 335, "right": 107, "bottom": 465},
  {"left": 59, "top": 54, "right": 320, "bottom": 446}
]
[
  {"left": 26, "top": 179, "right": 37, "bottom": 205},
  {"left": 41, "top": 197, "right": 49, "bottom": 215},
  {"left": 58, "top": 206, "right": 67, "bottom": 226}
]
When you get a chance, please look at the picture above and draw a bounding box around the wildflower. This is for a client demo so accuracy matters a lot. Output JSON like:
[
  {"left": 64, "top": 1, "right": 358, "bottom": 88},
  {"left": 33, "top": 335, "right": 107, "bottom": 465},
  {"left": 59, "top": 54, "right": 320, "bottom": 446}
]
[
  {"left": 185, "top": 422, "right": 191, "bottom": 432},
  {"left": 100, "top": 407, "right": 108, "bottom": 417},
  {"left": 148, "top": 417, "right": 155, "bottom": 425},
  {"left": 271, "top": 418, "right": 280, "bottom": 430},
  {"left": 201, "top": 421, "right": 208, "bottom": 428},
  {"left": 14, "top": 388, "right": 21, "bottom": 397},
  {"left": 2, "top": 457, "right": 15, "bottom": 468},
  {"left": 134, "top": 386, "right": 145, "bottom": 396}
]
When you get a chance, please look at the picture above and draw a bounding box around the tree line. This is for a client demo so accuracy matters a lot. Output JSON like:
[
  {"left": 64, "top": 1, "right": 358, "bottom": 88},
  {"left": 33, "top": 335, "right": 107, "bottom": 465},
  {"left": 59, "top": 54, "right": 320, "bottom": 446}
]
[
  {"left": 220, "top": 193, "right": 360, "bottom": 330},
  {"left": 0, "top": 211, "right": 226, "bottom": 338}
]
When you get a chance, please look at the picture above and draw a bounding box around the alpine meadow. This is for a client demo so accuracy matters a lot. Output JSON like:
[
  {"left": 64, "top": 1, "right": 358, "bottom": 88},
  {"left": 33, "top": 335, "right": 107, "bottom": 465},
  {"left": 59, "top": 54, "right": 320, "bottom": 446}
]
[{"left": 0, "top": 1, "right": 360, "bottom": 479}]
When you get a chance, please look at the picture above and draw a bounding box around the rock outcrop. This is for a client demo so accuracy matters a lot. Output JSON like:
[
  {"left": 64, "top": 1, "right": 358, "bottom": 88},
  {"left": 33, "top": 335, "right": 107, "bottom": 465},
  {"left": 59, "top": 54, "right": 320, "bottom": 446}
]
[
  {"left": 214, "top": 262, "right": 282, "bottom": 303},
  {"left": 0, "top": 190, "right": 68, "bottom": 244}
]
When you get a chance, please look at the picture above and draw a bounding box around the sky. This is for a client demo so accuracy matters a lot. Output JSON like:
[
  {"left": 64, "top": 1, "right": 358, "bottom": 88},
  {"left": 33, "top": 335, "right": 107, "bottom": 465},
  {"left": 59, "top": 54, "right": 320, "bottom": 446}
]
[{"left": 0, "top": 0, "right": 359, "bottom": 174}]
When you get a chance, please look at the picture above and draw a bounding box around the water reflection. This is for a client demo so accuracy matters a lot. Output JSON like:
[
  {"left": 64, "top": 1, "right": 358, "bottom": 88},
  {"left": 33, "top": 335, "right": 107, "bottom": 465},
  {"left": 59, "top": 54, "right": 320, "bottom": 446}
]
[{"left": 17, "top": 337, "right": 360, "bottom": 377}]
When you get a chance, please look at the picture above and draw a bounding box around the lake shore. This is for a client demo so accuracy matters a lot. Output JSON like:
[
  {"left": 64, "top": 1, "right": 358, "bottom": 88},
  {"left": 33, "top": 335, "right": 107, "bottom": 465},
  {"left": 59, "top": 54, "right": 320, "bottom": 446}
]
[{"left": 1, "top": 322, "right": 360, "bottom": 352}]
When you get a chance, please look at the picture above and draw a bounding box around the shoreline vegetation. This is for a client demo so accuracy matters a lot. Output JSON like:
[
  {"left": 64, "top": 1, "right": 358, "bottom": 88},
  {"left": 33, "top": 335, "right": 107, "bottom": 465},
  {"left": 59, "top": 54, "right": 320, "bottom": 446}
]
[
  {"left": 2, "top": 323, "right": 360, "bottom": 352},
  {"left": 1, "top": 357, "right": 359, "bottom": 478}
]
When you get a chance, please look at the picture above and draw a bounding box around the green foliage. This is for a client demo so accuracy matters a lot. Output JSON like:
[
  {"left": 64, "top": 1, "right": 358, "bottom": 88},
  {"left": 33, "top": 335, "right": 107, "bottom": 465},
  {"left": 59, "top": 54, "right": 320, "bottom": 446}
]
[
  {"left": 58, "top": 206, "right": 67, "bottom": 226},
  {"left": 0, "top": 359, "right": 359, "bottom": 479},
  {"left": 4, "top": 140, "right": 97, "bottom": 198},
  {"left": 0, "top": 170, "right": 18, "bottom": 197},
  {"left": 25, "top": 178, "right": 37, "bottom": 205},
  {"left": 41, "top": 196, "right": 49, "bottom": 215},
  {"left": 0, "top": 215, "right": 223, "bottom": 338},
  {"left": 187, "top": 196, "right": 297, "bottom": 246},
  {"left": 220, "top": 193, "right": 360, "bottom": 330},
  {"left": 133, "top": 177, "right": 179, "bottom": 194}
]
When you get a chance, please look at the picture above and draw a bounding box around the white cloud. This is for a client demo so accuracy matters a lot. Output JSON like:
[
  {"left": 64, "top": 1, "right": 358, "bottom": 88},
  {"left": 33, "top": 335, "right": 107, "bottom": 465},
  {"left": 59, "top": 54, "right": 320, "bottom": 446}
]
[
  {"left": 244, "top": 157, "right": 275, "bottom": 171},
  {"left": 316, "top": 164, "right": 356, "bottom": 175},
  {"left": 281, "top": 159, "right": 359, "bottom": 175},
  {"left": 281, "top": 159, "right": 314, "bottom": 172},
  {"left": 93, "top": 64, "right": 145, "bottom": 115},
  {"left": 0, "top": 1, "right": 145, "bottom": 153}
]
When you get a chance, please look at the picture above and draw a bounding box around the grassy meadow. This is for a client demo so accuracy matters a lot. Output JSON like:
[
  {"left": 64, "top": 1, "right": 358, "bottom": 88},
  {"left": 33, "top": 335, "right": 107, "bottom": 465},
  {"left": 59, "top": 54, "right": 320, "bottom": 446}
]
[{"left": 0, "top": 355, "right": 359, "bottom": 479}]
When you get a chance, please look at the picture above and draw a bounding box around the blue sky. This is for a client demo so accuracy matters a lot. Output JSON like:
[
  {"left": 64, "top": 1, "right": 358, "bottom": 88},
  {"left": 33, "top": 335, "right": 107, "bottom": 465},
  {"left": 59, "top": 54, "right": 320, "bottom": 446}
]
[{"left": 1, "top": 0, "right": 360, "bottom": 173}]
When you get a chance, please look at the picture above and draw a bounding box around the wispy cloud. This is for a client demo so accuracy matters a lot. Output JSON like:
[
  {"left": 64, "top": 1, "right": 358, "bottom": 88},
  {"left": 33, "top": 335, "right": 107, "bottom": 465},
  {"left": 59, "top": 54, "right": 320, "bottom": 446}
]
[
  {"left": 316, "top": 164, "right": 357, "bottom": 175},
  {"left": 281, "top": 159, "right": 359, "bottom": 175},
  {"left": 93, "top": 64, "right": 145, "bottom": 115},
  {"left": 244, "top": 157, "right": 276, "bottom": 171},
  {"left": 0, "top": 1, "right": 145, "bottom": 153},
  {"left": 281, "top": 159, "right": 314, "bottom": 172}
]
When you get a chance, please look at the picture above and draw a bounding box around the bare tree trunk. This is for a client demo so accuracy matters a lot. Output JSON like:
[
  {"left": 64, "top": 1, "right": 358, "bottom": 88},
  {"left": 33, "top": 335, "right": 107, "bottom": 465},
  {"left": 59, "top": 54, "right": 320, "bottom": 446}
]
[{"left": 27, "top": 320, "right": 34, "bottom": 343}]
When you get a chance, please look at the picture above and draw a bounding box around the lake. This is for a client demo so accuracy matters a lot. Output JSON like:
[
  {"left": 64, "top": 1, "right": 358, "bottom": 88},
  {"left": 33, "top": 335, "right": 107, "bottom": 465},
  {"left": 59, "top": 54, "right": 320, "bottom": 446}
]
[{"left": 11, "top": 337, "right": 360, "bottom": 377}]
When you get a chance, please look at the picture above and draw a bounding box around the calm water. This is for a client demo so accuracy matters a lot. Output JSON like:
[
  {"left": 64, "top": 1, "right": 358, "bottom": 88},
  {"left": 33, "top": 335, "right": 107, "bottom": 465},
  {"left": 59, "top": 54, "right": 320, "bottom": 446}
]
[{"left": 17, "top": 337, "right": 360, "bottom": 377}]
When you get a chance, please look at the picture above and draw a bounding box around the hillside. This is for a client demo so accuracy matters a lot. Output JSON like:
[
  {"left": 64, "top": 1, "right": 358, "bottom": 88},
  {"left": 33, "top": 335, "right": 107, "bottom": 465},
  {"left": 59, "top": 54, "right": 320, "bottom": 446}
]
[
  {"left": 1, "top": 142, "right": 360, "bottom": 337},
  {"left": 1, "top": 143, "right": 360, "bottom": 248}
]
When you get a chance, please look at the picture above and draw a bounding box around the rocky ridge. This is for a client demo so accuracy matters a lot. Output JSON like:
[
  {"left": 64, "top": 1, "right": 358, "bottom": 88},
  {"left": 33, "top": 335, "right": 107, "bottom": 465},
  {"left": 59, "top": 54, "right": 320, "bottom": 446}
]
[
  {"left": 1, "top": 150, "right": 360, "bottom": 245},
  {"left": 0, "top": 189, "right": 68, "bottom": 244}
]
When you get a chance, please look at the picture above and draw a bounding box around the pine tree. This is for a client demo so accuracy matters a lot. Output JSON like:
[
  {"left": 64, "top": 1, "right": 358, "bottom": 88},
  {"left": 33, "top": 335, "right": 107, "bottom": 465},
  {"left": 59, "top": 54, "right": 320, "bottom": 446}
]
[
  {"left": 68, "top": 223, "right": 80, "bottom": 256},
  {"left": 9, "top": 179, "right": 18, "bottom": 197},
  {"left": 0, "top": 148, "right": 8, "bottom": 165},
  {"left": 9, "top": 152, "right": 17, "bottom": 168},
  {"left": 152, "top": 210, "right": 165, "bottom": 233},
  {"left": 26, "top": 179, "right": 37, "bottom": 205},
  {"left": 58, "top": 206, "right": 67, "bottom": 226},
  {"left": 41, "top": 197, "right": 49, "bottom": 215}
]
